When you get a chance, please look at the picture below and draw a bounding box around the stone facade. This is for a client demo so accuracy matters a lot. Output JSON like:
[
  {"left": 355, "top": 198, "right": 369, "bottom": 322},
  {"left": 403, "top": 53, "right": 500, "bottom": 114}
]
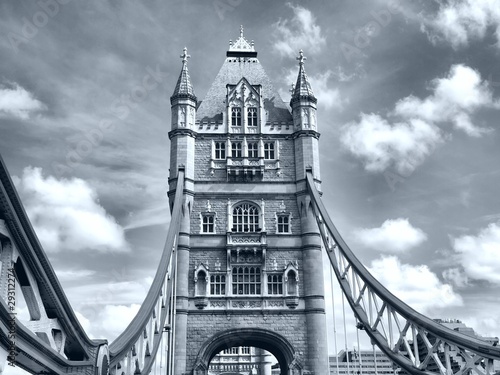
[{"left": 168, "top": 29, "right": 327, "bottom": 375}]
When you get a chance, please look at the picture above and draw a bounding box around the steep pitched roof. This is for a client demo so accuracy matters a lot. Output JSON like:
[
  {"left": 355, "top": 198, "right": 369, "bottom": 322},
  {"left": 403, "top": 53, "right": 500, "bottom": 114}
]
[{"left": 197, "top": 29, "right": 291, "bottom": 124}]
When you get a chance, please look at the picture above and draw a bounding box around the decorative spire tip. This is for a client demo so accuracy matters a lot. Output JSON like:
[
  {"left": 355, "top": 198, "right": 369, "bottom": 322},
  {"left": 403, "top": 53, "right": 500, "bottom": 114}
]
[
  {"left": 180, "top": 47, "right": 190, "bottom": 64},
  {"left": 296, "top": 49, "right": 306, "bottom": 66}
]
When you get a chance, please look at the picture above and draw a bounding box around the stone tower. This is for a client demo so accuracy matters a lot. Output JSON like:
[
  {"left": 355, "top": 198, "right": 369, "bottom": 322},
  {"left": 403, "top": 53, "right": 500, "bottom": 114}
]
[{"left": 168, "top": 28, "right": 328, "bottom": 375}]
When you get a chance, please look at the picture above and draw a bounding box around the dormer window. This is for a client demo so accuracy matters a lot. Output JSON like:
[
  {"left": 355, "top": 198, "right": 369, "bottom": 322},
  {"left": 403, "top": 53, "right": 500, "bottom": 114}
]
[
  {"left": 247, "top": 107, "right": 258, "bottom": 127},
  {"left": 231, "top": 107, "right": 242, "bottom": 126}
]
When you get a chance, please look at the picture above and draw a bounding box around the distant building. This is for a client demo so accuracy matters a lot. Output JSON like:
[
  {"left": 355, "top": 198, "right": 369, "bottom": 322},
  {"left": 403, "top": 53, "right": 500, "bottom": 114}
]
[
  {"left": 208, "top": 346, "right": 273, "bottom": 375},
  {"left": 329, "top": 350, "right": 395, "bottom": 375}
]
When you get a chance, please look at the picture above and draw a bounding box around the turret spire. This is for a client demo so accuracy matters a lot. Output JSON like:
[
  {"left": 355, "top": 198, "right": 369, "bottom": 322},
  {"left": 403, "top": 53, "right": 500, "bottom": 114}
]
[
  {"left": 291, "top": 49, "right": 316, "bottom": 104},
  {"left": 171, "top": 47, "right": 196, "bottom": 100}
]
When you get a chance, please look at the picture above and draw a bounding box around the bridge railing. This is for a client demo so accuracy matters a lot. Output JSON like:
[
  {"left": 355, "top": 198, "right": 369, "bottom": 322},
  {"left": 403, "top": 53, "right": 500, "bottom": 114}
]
[
  {"left": 306, "top": 172, "right": 500, "bottom": 375},
  {"left": 108, "top": 168, "right": 185, "bottom": 375}
]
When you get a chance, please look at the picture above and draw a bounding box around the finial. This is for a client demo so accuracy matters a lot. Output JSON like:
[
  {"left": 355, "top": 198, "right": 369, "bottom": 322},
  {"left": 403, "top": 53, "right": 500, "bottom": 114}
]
[
  {"left": 240, "top": 25, "right": 244, "bottom": 38},
  {"left": 229, "top": 39, "right": 233, "bottom": 47},
  {"left": 251, "top": 40, "right": 254, "bottom": 47},
  {"left": 296, "top": 49, "right": 306, "bottom": 66},
  {"left": 180, "top": 47, "right": 190, "bottom": 64},
  {"left": 289, "top": 83, "right": 295, "bottom": 95}
]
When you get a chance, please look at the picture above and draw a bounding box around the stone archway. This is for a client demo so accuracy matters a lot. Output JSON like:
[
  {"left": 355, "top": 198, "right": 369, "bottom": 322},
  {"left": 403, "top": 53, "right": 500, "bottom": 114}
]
[{"left": 192, "top": 328, "right": 303, "bottom": 375}]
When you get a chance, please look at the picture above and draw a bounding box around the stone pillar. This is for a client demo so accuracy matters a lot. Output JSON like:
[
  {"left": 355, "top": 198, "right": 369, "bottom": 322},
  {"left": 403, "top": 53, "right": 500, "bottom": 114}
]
[
  {"left": 299, "top": 194, "right": 328, "bottom": 375},
  {"left": 258, "top": 348, "right": 273, "bottom": 375},
  {"left": 174, "top": 195, "right": 192, "bottom": 375}
]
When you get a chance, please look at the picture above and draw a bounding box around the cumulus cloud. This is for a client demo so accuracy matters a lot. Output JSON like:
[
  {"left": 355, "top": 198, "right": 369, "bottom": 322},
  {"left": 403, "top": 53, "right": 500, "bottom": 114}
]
[
  {"left": 452, "top": 223, "right": 500, "bottom": 284},
  {"left": 341, "top": 64, "right": 498, "bottom": 173},
  {"left": 394, "top": 64, "right": 497, "bottom": 137},
  {"left": 79, "top": 304, "right": 141, "bottom": 340},
  {"left": 0, "top": 82, "right": 46, "bottom": 119},
  {"left": 340, "top": 114, "right": 443, "bottom": 174},
  {"left": 421, "top": 0, "right": 500, "bottom": 49},
  {"left": 369, "top": 256, "right": 463, "bottom": 315},
  {"left": 14, "top": 167, "right": 128, "bottom": 253},
  {"left": 355, "top": 218, "right": 427, "bottom": 253},
  {"left": 272, "top": 3, "right": 326, "bottom": 56}
]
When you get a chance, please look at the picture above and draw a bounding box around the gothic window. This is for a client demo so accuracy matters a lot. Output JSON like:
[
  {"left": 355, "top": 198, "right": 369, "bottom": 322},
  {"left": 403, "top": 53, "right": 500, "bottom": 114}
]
[
  {"left": 201, "top": 214, "right": 215, "bottom": 233},
  {"left": 232, "top": 203, "right": 259, "bottom": 232},
  {"left": 267, "top": 274, "right": 283, "bottom": 295},
  {"left": 231, "top": 142, "right": 242, "bottom": 158},
  {"left": 214, "top": 142, "right": 226, "bottom": 159},
  {"left": 248, "top": 142, "right": 258, "bottom": 158},
  {"left": 264, "top": 142, "right": 275, "bottom": 160},
  {"left": 210, "top": 274, "right": 226, "bottom": 295},
  {"left": 231, "top": 107, "right": 242, "bottom": 126},
  {"left": 277, "top": 214, "right": 290, "bottom": 233},
  {"left": 247, "top": 107, "right": 258, "bottom": 127},
  {"left": 232, "top": 266, "right": 261, "bottom": 295}
]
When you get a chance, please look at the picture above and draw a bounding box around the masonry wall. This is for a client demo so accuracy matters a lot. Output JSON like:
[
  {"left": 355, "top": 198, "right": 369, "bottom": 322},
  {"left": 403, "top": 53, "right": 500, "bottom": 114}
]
[{"left": 185, "top": 312, "right": 308, "bottom": 372}]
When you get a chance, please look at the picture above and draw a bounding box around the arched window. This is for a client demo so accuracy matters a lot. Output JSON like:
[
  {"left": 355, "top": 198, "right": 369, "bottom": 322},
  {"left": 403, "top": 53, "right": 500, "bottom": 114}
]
[
  {"left": 232, "top": 203, "right": 260, "bottom": 232},
  {"left": 247, "top": 107, "right": 258, "bottom": 126},
  {"left": 231, "top": 107, "right": 242, "bottom": 126}
]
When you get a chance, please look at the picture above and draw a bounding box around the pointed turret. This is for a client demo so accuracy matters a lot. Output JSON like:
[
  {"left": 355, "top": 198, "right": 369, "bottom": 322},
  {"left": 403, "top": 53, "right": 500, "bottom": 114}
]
[
  {"left": 171, "top": 47, "right": 196, "bottom": 101},
  {"left": 169, "top": 47, "right": 197, "bottom": 202},
  {"left": 291, "top": 49, "right": 320, "bottom": 181},
  {"left": 290, "top": 50, "right": 316, "bottom": 105}
]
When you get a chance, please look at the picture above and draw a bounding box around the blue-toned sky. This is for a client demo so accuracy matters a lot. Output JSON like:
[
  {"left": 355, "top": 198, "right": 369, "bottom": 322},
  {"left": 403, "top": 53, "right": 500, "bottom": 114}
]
[{"left": 1, "top": 0, "right": 500, "bottom": 361}]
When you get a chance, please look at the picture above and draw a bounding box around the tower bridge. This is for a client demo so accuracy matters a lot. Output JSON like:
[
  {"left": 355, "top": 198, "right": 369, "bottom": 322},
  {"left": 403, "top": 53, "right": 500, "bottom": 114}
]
[{"left": 1, "top": 29, "right": 500, "bottom": 375}]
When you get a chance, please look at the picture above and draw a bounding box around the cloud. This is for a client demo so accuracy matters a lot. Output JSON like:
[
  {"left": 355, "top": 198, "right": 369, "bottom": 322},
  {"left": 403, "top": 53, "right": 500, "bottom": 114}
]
[
  {"left": 355, "top": 218, "right": 427, "bottom": 253},
  {"left": 340, "top": 114, "right": 443, "bottom": 174},
  {"left": 79, "top": 304, "right": 141, "bottom": 341},
  {"left": 369, "top": 256, "right": 463, "bottom": 315},
  {"left": 0, "top": 82, "right": 46, "bottom": 120},
  {"left": 341, "top": 64, "right": 498, "bottom": 173},
  {"left": 421, "top": 0, "right": 500, "bottom": 49},
  {"left": 272, "top": 3, "right": 326, "bottom": 57},
  {"left": 452, "top": 223, "right": 500, "bottom": 284},
  {"left": 14, "top": 167, "right": 128, "bottom": 253},
  {"left": 394, "top": 64, "right": 497, "bottom": 137}
]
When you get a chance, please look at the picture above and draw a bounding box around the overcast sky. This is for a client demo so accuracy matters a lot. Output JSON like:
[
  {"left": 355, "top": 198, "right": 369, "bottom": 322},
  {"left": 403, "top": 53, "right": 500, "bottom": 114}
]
[{"left": 1, "top": 0, "right": 500, "bottom": 364}]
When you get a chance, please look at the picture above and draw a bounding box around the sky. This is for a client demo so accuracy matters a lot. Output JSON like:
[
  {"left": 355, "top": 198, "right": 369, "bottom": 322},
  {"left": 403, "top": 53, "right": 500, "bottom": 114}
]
[{"left": 1, "top": 0, "right": 500, "bottom": 367}]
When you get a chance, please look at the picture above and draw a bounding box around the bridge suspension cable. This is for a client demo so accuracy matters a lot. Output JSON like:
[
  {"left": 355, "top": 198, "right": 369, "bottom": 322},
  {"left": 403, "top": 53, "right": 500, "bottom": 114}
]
[{"left": 306, "top": 171, "right": 500, "bottom": 375}]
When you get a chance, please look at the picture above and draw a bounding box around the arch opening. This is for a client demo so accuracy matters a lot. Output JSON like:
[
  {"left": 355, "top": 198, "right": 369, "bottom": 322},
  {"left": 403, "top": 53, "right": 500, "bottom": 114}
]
[{"left": 194, "top": 328, "right": 300, "bottom": 375}]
